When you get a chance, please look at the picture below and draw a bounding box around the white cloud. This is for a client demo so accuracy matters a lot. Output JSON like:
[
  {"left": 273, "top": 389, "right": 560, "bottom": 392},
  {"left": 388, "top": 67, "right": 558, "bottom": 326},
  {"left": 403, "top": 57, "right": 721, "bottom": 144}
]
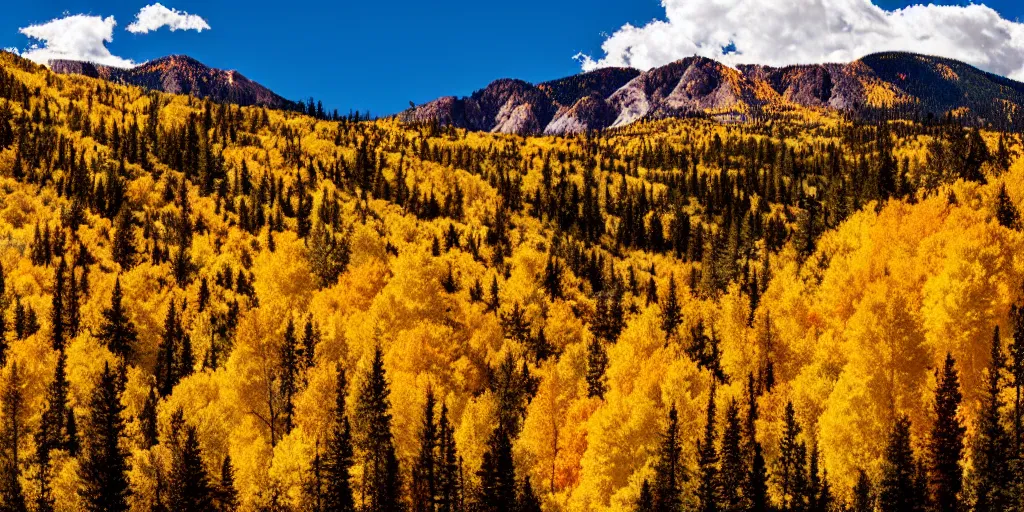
[
  {"left": 18, "top": 14, "right": 135, "bottom": 68},
  {"left": 126, "top": 3, "right": 210, "bottom": 34},
  {"left": 577, "top": 0, "right": 1024, "bottom": 81}
]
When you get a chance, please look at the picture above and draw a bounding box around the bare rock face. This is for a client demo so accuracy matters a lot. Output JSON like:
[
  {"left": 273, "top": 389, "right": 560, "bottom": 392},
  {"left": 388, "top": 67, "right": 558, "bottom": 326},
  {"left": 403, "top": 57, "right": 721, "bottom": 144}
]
[
  {"left": 49, "top": 55, "right": 294, "bottom": 109},
  {"left": 545, "top": 96, "right": 617, "bottom": 135}
]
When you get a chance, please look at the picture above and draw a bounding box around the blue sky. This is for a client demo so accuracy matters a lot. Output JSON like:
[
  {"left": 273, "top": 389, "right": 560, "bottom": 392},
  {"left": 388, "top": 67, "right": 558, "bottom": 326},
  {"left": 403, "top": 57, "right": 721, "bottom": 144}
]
[{"left": 4, "top": 1, "right": 1024, "bottom": 116}]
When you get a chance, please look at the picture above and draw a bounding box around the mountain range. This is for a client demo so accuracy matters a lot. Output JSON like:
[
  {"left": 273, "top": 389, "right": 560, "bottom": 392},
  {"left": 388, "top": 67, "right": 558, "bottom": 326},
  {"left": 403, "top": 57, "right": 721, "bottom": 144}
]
[
  {"left": 400, "top": 52, "right": 1024, "bottom": 134},
  {"left": 43, "top": 51, "right": 1024, "bottom": 134}
]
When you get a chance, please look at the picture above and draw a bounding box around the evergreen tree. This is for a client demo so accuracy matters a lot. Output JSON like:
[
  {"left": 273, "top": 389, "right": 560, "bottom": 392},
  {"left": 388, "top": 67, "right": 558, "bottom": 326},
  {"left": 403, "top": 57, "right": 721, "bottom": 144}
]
[
  {"left": 168, "top": 423, "right": 214, "bottom": 512},
  {"left": 744, "top": 375, "right": 770, "bottom": 512},
  {"left": 111, "top": 209, "right": 136, "bottom": 269},
  {"left": 719, "top": 400, "right": 745, "bottom": 512},
  {"left": 323, "top": 366, "right": 355, "bottom": 512},
  {"left": 217, "top": 456, "right": 239, "bottom": 512},
  {"left": 878, "top": 415, "right": 925, "bottom": 512},
  {"left": 929, "top": 353, "right": 965, "bottom": 512},
  {"left": 696, "top": 383, "right": 720, "bottom": 512},
  {"left": 50, "top": 259, "right": 66, "bottom": 351},
  {"left": 661, "top": 274, "right": 682, "bottom": 340},
  {"left": 973, "top": 327, "right": 1012, "bottom": 512},
  {"left": 475, "top": 426, "right": 516, "bottom": 512},
  {"left": 652, "top": 405, "right": 685, "bottom": 512},
  {"left": 436, "top": 403, "right": 461, "bottom": 512},
  {"left": 996, "top": 184, "right": 1021, "bottom": 230},
  {"left": 779, "top": 402, "right": 803, "bottom": 511},
  {"left": 155, "top": 301, "right": 182, "bottom": 397},
  {"left": 36, "top": 350, "right": 74, "bottom": 456},
  {"left": 355, "top": 346, "right": 404, "bottom": 512},
  {"left": 636, "top": 479, "right": 654, "bottom": 512},
  {"left": 97, "top": 277, "right": 138, "bottom": 360},
  {"left": 852, "top": 470, "right": 874, "bottom": 512},
  {"left": 279, "top": 318, "right": 299, "bottom": 434},
  {"left": 139, "top": 386, "right": 159, "bottom": 449},
  {"left": 0, "top": 362, "right": 27, "bottom": 512},
  {"left": 412, "top": 390, "right": 438, "bottom": 512},
  {"left": 586, "top": 337, "right": 609, "bottom": 399},
  {"left": 518, "top": 476, "right": 542, "bottom": 512},
  {"left": 78, "top": 362, "right": 131, "bottom": 512}
]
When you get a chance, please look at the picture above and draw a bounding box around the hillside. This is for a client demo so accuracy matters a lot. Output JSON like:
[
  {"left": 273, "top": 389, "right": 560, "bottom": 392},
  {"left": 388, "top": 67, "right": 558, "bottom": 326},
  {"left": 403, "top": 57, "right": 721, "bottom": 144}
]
[
  {"left": 0, "top": 48, "right": 1021, "bottom": 512},
  {"left": 402, "top": 52, "right": 1024, "bottom": 134}
]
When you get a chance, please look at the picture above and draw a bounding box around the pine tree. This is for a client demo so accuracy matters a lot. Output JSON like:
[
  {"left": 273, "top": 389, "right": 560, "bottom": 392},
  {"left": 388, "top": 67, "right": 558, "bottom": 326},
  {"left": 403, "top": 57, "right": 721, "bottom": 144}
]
[
  {"left": 36, "top": 350, "right": 74, "bottom": 456},
  {"left": 155, "top": 302, "right": 181, "bottom": 397},
  {"left": 929, "top": 353, "right": 965, "bottom": 512},
  {"left": 140, "top": 386, "right": 159, "bottom": 449},
  {"left": 412, "top": 390, "right": 438, "bottom": 512},
  {"left": 169, "top": 423, "right": 214, "bottom": 512},
  {"left": 744, "top": 375, "right": 770, "bottom": 512},
  {"left": 279, "top": 318, "right": 299, "bottom": 434},
  {"left": 436, "top": 403, "right": 461, "bottom": 512},
  {"left": 652, "top": 405, "right": 685, "bottom": 512},
  {"left": 878, "top": 415, "right": 925, "bottom": 512},
  {"left": 475, "top": 426, "right": 516, "bottom": 512},
  {"left": 636, "top": 480, "right": 654, "bottom": 512},
  {"left": 852, "top": 469, "right": 874, "bottom": 512},
  {"left": 323, "top": 366, "right": 355, "bottom": 512},
  {"left": 719, "top": 400, "right": 744, "bottom": 512},
  {"left": 217, "top": 456, "right": 239, "bottom": 512},
  {"left": 661, "top": 274, "right": 682, "bottom": 340},
  {"left": 586, "top": 337, "right": 609, "bottom": 399},
  {"left": 996, "top": 183, "right": 1021, "bottom": 230},
  {"left": 355, "top": 346, "right": 404, "bottom": 512},
  {"left": 697, "top": 383, "right": 720, "bottom": 512},
  {"left": 0, "top": 362, "right": 27, "bottom": 512},
  {"left": 97, "top": 278, "right": 138, "bottom": 360},
  {"left": 111, "top": 209, "right": 136, "bottom": 269},
  {"left": 779, "top": 401, "right": 803, "bottom": 511},
  {"left": 50, "top": 259, "right": 66, "bottom": 351},
  {"left": 973, "top": 327, "right": 1012, "bottom": 512},
  {"left": 518, "top": 476, "right": 542, "bottom": 512},
  {"left": 78, "top": 362, "right": 131, "bottom": 512}
]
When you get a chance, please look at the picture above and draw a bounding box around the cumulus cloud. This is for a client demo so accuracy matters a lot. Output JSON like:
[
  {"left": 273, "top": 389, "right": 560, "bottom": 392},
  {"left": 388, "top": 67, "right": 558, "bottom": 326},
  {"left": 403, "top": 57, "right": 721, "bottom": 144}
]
[
  {"left": 577, "top": 0, "right": 1024, "bottom": 80},
  {"left": 18, "top": 14, "right": 135, "bottom": 68},
  {"left": 126, "top": 3, "right": 210, "bottom": 34}
]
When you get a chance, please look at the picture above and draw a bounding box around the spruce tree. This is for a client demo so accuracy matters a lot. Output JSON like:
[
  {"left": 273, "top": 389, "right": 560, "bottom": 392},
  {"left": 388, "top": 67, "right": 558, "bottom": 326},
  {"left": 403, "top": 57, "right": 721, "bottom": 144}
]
[
  {"left": 436, "top": 403, "right": 461, "bottom": 512},
  {"left": 719, "top": 400, "right": 744, "bottom": 512},
  {"left": 879, "top": 415, "right": 925, "bottom": 512},
  {"left": 169, "top": 423, "right": 214, "bottom": 512},
  {"left": 586, "top": 337, "right": 609, "bottom": 399},
  {"left": 50, "top": 259, "right": 66, "bottom": 351},
  {"left": 475, "top": 426, "right": 516, "bottom": 512},
  {"left": 973, "top": 327, "right": 1012, "bottom": 512},
  {"left": 140, "top": 386, "right": 159, "bottom": 449},
  {"left": 661, "top": 274, "right": 682, "bottom": 340},
  {"left": 412, "top": 390, "right": 437, "bottom": 512},
  {"left": 97, "top": 278, "right": 138, "bottom": 360},
  {"left": 111, "top": 209, "right": 136, "bottom": 270},
  {"left": 779, "top": 401, "right": 803, "bottom": 511},
  {"left": 652, "top": 405, "right": 684, "bottom": 512},
  {"left": 518, "top": 476, "right": 542, "bottom": 512},
  {"left": 78, "top": 362, "right": 131, "bottom": 512},
  {"left": 323, "top": 366, "right": 355, "bottom": 512},
  {"left": 852, "top": 469, "right": 874, "bottom": 512},
  {"left": 355, "top": 346, "right": 403, "bottom": 512},
  {"left": 636, "top": 480, "right": 654, "bottom": 512},
  {"left": 929, "top": 353, "right": 965, "bottom": 512},
  {"left": 279, "top": 318, "right": 299, "bottom": 434},
  {"left": 218, "top": 456, "right": 239, "bottom": 512},
  {"left": 0, "top": 362, "right": 27, "bottom": 512},
  {"left": 697, "top": 383, "right": 720, "bottom": 512}
]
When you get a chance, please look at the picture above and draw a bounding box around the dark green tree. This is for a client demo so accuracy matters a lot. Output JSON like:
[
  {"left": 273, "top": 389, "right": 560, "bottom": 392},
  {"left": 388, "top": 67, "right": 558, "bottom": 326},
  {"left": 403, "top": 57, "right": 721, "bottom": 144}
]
[
  {"left": 78, "top": 362, "right": 131, "bottom": 512},
  {"left": 517, "top": 476, "right": 542, "bottom": 512},
  {"left": 661, "top": 274, "right": 682, "bottom": 340},
  {"left": 436, "top": 403, "right": 461, "bottom": 512},
  {"left": 696, "top": 383, "right": 720, "bottom": 512},
  {"left": 0, "top": 362, "right": 27, "bottom": 512},
  {"left": 111, "top": 209, "right": 137, "bottom": 270},
  {"left": 586, "top": 337, "right": 609, "bottom": 399},
  {"left": 322, "top": 366, "right": 355, "bottom": 512},
  {"left": 928, "top": 353, "right": 964, "bottom": 512},
  {"left": 97, "top": 278, "right": 138, "bottom": 360},
  {"left": 168, "top": 423, "right": 214, "bottom": 512},
  {"left": 878, "top": 415, "right": 925, "bottom": 512},
  {"left": 852, "top": 469, "right": 874, "bottom": 512},
  {"left": 411, "top": 390, "right": 438, "bottom": 512},
  {"left": 355, "top": 346, "right": 404, "bottom": 512},
  {"left": 217, "top": 455, "right": 239, "bottom": 512},
  {"left": 719, "top": 400, "right": 744, "bottom": 512},
  {"left": 475, "top": 426, "right": 516, "bottom": 512},
  {"left": 973, "top": 327, "right": 1012, "bottom": 512},
  {"left": 652, "top": 405, "right": 685, "bottom": 512}
]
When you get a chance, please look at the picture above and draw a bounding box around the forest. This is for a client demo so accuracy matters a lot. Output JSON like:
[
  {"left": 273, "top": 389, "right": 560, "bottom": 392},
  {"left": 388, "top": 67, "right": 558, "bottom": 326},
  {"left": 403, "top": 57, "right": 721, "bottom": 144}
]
[{"left": 0, "top": 49, "right": 1021, "bottom": 511}]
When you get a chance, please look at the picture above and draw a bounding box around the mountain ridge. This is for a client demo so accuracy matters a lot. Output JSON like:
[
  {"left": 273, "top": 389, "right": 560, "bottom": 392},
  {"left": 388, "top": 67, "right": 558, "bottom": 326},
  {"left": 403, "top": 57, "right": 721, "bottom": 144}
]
[
  {"left": 399, "top": 51, "right": 1024, "bottom": 134},
  {"left": 49, "top": 55, "right": 296, "bottom": 110}
]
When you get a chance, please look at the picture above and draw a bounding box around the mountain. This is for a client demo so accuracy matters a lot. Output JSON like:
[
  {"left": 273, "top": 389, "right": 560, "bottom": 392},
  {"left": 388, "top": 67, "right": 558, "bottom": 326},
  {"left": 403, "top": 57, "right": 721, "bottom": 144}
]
[
  {"left": 49, "top": 55, "right": 295, "bottom": 109},
  {"left": 400, "top": 52, "right": 1024, "bottom": 134}
]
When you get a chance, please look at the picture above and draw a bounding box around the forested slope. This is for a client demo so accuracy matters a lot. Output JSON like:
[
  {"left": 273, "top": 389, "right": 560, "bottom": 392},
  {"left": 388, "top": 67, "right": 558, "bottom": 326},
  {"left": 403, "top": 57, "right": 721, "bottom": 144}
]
[{"left": 0, "top": 50, "right": 1021, "bottom": 511}]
